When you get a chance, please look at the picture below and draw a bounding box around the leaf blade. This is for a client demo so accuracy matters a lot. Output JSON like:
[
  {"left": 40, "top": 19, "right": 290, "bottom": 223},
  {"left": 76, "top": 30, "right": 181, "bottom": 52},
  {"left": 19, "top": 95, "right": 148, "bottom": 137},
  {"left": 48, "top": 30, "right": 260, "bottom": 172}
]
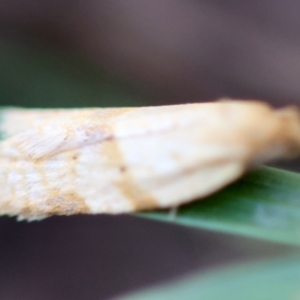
[
  {"left": 119, "top": 255, "right": 300, "bottom": 300},
  {"left": 137, "top": 167, "right": 300, "bottom": 245}
]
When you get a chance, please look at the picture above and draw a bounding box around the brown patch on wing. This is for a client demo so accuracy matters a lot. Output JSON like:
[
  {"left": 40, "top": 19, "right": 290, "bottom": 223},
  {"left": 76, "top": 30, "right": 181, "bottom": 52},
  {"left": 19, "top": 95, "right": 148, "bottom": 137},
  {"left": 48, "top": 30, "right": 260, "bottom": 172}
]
[
  {"left": 101, "top": 139, "right": 158, "bottom": 211},
  {"left": 43, "top": 192, "right": 90, "bottom": 216},
  {"left": 16, "top": 150, "right": 89, "bottom": 219},
  {"left": 18, "top": 192, "right": 89, "bottom": 219}
]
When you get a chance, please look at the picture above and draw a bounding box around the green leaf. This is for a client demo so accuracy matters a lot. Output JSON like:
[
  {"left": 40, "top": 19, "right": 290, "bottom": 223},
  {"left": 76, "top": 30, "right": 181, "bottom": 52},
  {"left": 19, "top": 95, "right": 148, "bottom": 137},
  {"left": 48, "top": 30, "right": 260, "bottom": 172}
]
[
  {"left": 137, "top": 167, "right": 300, "bottom": 245},
  {"left": 119, "top": 255, "right": 300, "bottom": 300}
]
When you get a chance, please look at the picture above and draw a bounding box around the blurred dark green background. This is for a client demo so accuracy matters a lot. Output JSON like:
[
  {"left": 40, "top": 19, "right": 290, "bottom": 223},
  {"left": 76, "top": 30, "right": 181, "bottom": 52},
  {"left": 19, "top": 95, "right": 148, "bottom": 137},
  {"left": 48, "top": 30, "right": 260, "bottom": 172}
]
[{"left": 0, "top": 40, "right": 146, "bottom": 108}]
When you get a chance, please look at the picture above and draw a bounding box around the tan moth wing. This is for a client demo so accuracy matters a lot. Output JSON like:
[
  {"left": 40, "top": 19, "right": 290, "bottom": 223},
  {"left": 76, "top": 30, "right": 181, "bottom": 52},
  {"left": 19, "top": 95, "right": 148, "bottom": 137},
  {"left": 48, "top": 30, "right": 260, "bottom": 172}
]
[{"left": 0, "top": 100, "right": 300, "bottom": 220}]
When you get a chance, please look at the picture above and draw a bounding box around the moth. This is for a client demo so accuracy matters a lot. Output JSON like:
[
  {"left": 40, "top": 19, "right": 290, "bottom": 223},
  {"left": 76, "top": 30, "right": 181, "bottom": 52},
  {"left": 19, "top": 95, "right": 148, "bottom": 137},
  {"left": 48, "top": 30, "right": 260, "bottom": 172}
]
[{"left": 0, "top": 99, "right": 299, "bottom": 220}]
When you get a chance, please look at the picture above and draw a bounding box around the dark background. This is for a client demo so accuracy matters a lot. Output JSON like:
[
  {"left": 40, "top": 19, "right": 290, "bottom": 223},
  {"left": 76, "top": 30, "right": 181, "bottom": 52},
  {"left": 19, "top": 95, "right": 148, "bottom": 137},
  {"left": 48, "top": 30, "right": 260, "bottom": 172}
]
[{"left": 0, "top": 1, "right": 300, "bottom": 299}]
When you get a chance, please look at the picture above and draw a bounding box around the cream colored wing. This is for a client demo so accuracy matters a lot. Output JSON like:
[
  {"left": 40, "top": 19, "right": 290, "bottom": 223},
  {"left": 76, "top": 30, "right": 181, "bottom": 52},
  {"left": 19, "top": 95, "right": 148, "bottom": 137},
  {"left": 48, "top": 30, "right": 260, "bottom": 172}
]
[{"left": 0, "top": 100, "right": 299, "bottom": 220}]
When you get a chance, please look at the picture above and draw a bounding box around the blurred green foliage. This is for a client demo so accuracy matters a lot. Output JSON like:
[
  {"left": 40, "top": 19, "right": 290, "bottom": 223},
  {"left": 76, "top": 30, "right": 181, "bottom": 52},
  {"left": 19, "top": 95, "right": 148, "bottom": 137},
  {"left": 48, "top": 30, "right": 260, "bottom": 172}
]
[{"left": 0, "top": 40, "right": 145, "bottom": 108}]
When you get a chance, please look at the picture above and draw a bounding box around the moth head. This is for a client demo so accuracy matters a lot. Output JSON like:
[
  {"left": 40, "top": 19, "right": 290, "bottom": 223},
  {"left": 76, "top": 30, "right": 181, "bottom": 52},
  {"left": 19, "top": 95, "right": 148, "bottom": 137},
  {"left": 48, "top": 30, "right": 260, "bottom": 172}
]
[{"left": 274, "top": 106, "right": 300, "bottom": 158}]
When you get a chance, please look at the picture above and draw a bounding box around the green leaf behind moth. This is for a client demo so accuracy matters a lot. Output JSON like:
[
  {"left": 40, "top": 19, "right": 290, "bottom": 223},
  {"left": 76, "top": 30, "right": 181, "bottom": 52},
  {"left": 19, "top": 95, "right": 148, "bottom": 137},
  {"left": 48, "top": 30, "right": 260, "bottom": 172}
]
[{"left": 137, "top": 167, "right": 300, "bottom": 246}]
